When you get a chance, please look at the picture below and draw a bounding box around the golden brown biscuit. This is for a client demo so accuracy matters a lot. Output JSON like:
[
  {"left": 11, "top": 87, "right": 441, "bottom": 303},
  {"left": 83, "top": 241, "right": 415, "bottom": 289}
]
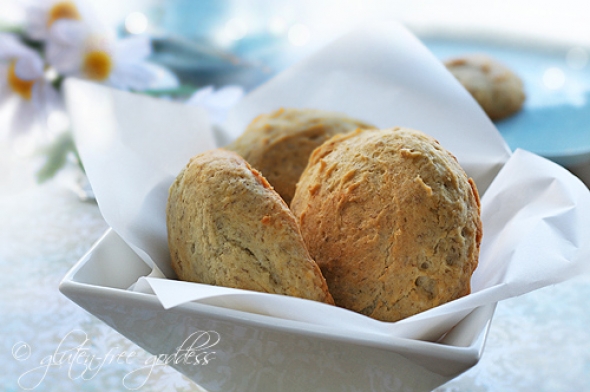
[
  {"left": 225, "top": 108, "right": 375, "bottom": 205},
  {"left": 445, "top": 54, "right": 525, "bottom": 120},
  {"left": 167, "top": 148, "right": 334, "bottom": 305},
  {"left": 290, "top": 128, "right": 482, "bottom": 321}
]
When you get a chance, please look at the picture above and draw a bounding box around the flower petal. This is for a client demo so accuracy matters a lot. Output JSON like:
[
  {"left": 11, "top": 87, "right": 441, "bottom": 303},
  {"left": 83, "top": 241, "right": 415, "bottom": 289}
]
[
  {"left": 186, "top": 85, "right": 215, "bottom": 105},
  {"left": 109, "top": 60, "right": 178, "bottom": 91},
  {"left": 14, "top": 54, "right": 45, "bottom": 80},
  {"left": 0, "top": 33, "right": 37, "bottom": 60},
  {"left": 48, "top": 18, "right": 87, "bottom": 45},
  {"left": 38, "top": 80, "right": 63, "bottom": 113},
  {"left": 24, "top": 3, "right": 50, "bottom": 41},
  {"left": 115, "top": 35, "right": 151, "bottom": 63},
  {"left": 107, "top": 62, "right": 147, "bottom": 90},
  {"left": 25, "top": 0, "right": 99, "bottom": 41},
  {"left": 45, "top": 20, "right": 86, "bottom": 74},
  {"left": 137, "top": 62, "right": 179, "bottom": 90},
  {"left": 46, "top": 81, "right": 63, "bottom": 108},
  {"left": 186, "top": 85, "right": 244, "bottom": 124}
]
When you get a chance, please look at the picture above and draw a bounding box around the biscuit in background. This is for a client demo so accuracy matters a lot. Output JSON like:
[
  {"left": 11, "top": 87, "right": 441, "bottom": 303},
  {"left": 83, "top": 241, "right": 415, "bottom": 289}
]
[
  {"left": 167, "top": 148, "right": 334, "bottom": 305},
  {"left": 291, "top": 127, "right": 482, "bottom": 322},
  {"left": 226, "top": 108, "right": 375, "bottom": 205},
  {"left": 445, "top": 54, "right": 525, "bottom": 120}
]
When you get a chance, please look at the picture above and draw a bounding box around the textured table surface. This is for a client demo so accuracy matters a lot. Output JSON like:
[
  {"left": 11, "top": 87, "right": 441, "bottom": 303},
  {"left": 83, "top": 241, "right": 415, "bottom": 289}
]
[{"left": 1, "top": 140, "right": 590, "bottom": 392}]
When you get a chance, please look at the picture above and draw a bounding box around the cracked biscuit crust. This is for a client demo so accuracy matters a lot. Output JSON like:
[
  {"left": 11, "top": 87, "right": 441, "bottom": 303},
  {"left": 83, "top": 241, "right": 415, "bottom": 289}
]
[
  {"left": 167, "top": 148, "right": 334, "bottom": 305},
  {"left": 290, "top": 128, "right": 482, "bottom": 321},
  {"left": 226, "top": 107, "right": 375, "bottom": 205}
]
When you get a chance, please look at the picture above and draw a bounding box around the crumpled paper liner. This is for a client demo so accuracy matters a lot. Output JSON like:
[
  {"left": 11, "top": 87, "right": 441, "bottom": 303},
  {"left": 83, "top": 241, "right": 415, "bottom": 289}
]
[{"left": 65, "top": 21, "right": 590, "bottom": 342}]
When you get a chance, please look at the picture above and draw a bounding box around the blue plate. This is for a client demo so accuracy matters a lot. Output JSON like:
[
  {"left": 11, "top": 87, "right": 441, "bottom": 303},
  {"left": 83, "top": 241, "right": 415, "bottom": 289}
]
[{"left": 423, "top": 36, "right": 590, "bottom": 166}]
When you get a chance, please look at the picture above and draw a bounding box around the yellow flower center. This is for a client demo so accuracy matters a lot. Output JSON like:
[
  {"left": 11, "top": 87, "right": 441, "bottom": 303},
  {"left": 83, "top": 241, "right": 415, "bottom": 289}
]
[
  {"left": 47, "top": 1, "right": 81, "bottom": 28},
  {"left": 82, "top": 51, "right": 113, "bottom": 81},
  {"left": 7, "top": 61, "right": 35, "bottom": 100}
]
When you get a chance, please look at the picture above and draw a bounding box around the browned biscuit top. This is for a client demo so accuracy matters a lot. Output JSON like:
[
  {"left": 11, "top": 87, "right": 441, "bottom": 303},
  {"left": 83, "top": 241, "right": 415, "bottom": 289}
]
[
  {"left": 290, "top": 128, "right": 482, "bottom": 321},
  {"left": 167, "top": 148, "right": 334, "bottom": 304},
  {"left": 226, "top": 107, "right": 375, "bottom": 204}
]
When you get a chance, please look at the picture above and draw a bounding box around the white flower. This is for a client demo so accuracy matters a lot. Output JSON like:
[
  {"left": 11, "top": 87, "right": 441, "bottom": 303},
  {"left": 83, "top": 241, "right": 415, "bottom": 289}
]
[
  {"left": 185, "top": 85, "right": 244, "bottom": 124},
  {"left": 0, "top": 33, "right": 61, "bottom": 137},
  {"left": 25, "top": 0, "right": 93, "bottom": 41},
  {"left": 25, "top": 0, "right": 98, "bottom": 41},
  {"left": 46, "top": 20, "right": 178, "bottom": 91}
]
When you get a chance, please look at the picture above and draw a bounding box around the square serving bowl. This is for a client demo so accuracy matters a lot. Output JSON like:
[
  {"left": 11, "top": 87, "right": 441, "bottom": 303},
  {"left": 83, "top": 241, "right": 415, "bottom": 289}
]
[
  {"left": 57, "top": 19, "right": 590, "bottom": 390},
  {"left": 55, "top": 21, "right": 537, "bottom": 392},
  {"left": 60, "top": 228, "right": 495, "bottom": 392}
]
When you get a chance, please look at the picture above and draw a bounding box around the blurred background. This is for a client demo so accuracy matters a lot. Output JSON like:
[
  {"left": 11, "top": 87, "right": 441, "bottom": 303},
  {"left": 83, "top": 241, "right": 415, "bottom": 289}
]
[
  {"left": 3, "top": 0, "right": 590, "bottom": 91},
  {"left": 2, "top": 0, "right": 589, "bottom": 176}
]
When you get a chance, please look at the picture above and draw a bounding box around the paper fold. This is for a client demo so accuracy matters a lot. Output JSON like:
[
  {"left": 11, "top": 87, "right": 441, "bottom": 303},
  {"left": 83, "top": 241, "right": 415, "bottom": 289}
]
[
  {"left": 65, "top": 81, "right": 216, "bottom": 277},
  {"left": 66, "top": 21, "right": 590, "bottom": 342}
]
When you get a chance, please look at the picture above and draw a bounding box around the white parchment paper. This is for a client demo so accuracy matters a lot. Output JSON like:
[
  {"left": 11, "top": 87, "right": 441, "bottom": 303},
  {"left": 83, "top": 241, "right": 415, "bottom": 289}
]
[{"left": 65, "top": 22, "right": 590, "bottom": 341}]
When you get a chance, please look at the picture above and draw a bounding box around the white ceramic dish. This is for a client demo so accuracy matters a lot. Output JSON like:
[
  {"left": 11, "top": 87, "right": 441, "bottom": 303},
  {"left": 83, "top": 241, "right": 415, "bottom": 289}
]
[
  {"left": 59, "top": 23, "right": 590, "bottom": 392},
  {"left": 60, "top": 229, "right": 496, "bottom": 392}
]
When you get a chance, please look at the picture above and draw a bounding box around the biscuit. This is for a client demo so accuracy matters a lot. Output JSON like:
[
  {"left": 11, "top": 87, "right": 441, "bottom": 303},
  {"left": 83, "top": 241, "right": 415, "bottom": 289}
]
[
  {"left": 445, "top": 54, "right": 525, "bottom": 120},
  {"left": 225, "top": 108, "right": 375, "bottom": 205},
  {"left": 290, "top": 128, "right": 482, "bottom": 321},
  {"left": 167, "top": 149, "right": 334, "bottom": 304}
]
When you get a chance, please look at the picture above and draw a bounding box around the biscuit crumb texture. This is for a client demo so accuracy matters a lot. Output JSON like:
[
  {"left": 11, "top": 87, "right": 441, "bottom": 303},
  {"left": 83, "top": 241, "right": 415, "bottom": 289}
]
[
  {"left": 445, "top": 54, "right": 525, "bottom": 120},
  {"left": 167, "top": 148, "right": 334, "bottom": 304},
  {"left": 226, "top": 108, "right": 375, "bottom": 205},
  {"left": 291, "top": 128, "right": 482, "bottom": 321}
]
